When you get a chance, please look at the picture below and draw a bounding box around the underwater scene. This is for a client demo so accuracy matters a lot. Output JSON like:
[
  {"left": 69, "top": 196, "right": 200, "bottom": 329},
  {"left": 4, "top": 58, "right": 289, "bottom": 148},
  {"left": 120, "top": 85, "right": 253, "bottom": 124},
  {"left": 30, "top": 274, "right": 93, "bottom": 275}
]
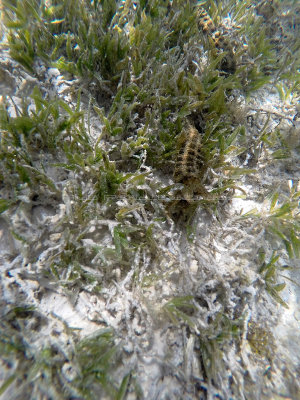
[{"left": 0, "top": 1, "right": 299, "bottom": 399}]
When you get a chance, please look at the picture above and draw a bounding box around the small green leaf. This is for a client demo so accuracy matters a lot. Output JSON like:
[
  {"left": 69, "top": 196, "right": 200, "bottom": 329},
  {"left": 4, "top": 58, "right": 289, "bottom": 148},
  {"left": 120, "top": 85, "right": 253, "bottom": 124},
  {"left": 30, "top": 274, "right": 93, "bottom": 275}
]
[
  {"left": 116, "top": 373, "right": 131, "bottom": 400},
  {"left": 240, "top": 208, "right": 259, "bottom": 218},
  {"left": 271, "top": 203, "right": 293, "bottom": 218},
  {"left": 266, "top": 283, "right": 289, "bottom": 308},
  {"left": 264, "top": 265, "right": 276, "bottom": 281},
  {"left": 273, "top": 283, "right": 286, "bottom": 292},
  {"left": 270, "top": 192, "right": 279, "bottom": 212},
  {"left": 290, "top": 229, "right": 300, "bottom": 259},
  {"left": 272, "top": 149, "right": 290, "bottom": 159},
  {"left": 0, "top": 374, "right": 17, "bottom": 396},
  {"left": 284, "top": 239, "right": 294, "bottom": 259},
  {"left": 0, "top": 199, "right": 12, "bottom": 214},
  {"left": 225, "top": 167, "right": 256, "bottom": 177}
]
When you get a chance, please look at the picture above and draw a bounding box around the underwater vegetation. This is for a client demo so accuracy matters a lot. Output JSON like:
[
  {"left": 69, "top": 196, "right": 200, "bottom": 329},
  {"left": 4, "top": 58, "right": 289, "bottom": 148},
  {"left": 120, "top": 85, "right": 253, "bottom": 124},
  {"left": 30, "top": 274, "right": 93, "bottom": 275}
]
[
  {"left": 0, "top": 0, "right": 299, "bottom": 398},
  {"left": 0, "top": 304, "right": 130, "bottom": 399}
]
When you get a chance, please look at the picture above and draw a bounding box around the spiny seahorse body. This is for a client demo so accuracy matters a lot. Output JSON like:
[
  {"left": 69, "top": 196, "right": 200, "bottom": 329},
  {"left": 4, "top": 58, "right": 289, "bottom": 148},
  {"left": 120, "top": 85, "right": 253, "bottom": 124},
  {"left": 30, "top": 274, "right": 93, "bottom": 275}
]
[
  {"left": 197, "top": 6, "right": 236, "bottom": 74},
  {"left": 174, "top": 125, "right": 204, "bottom": 188},
  {"left": 166, "top": 125, "right": 205, "bottom": 221},
  {"left": 197, "top": 7, "right": 216, "bottom": 34}
]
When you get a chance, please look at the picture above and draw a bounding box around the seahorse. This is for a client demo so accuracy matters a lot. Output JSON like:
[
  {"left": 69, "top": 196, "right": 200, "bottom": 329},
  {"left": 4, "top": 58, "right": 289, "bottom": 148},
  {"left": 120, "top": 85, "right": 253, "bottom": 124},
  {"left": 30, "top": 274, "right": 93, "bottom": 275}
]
[
  {"left": 197, "top": 6, "right": 216, "bottom": 34},
  {"left": 197, "top": 6, "right": 236, "bottom": 74},
  {"left": 166, "top": 124, "right": 209, "bottom": 222},
  {"left": 169, "top": 121, "right": 237, "bottom": 223},
  {"left": 173, "top": 124, "right": 204, "bottom": 196}
]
